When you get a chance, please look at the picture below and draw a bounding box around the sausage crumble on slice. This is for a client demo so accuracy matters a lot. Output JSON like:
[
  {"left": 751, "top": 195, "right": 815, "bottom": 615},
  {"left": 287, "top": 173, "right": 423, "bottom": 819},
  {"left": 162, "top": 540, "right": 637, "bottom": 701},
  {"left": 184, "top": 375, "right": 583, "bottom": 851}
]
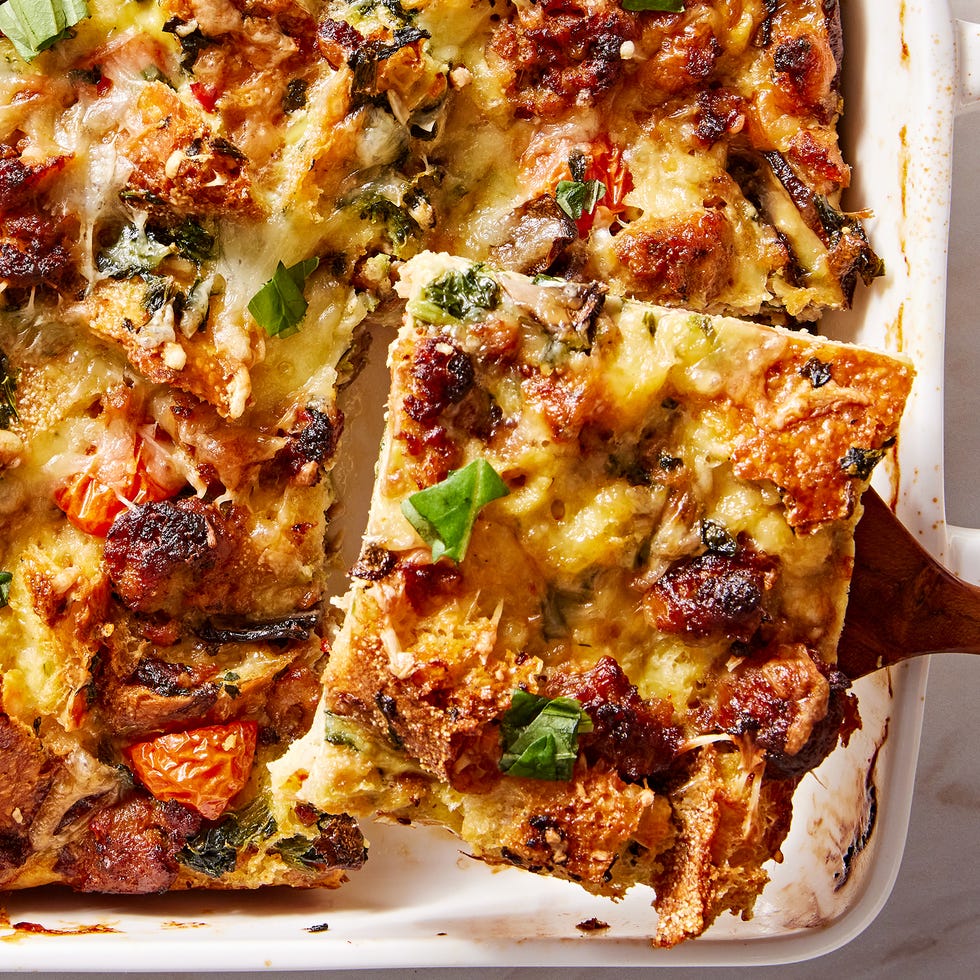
[
  {"left": 54, "top": 794, "right": 201, "bottom": 894},
  {"left": 103, "top": 497, "right": 236, "bottom": 615}
]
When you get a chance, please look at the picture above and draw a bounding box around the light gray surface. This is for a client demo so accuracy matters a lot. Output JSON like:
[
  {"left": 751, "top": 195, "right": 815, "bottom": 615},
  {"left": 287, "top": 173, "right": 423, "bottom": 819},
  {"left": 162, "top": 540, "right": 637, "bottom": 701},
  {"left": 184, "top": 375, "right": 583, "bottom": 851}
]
[{"left": 6, "top": 23, "right": 980, "bottom": 980}]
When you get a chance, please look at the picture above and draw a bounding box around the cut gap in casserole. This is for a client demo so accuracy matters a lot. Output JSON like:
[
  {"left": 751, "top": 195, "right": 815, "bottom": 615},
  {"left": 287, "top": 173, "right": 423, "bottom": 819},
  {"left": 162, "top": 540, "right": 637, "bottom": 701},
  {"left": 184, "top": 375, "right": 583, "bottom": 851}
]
[{"left": 271, "top": 252, "right": 913, "bottom": 947}]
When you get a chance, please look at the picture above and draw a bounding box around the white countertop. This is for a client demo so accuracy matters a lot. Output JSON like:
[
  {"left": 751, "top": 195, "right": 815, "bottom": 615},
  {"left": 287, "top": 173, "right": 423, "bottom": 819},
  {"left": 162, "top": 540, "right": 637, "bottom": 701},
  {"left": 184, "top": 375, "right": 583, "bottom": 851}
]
[{"left": 8, "top": 12, "right": 980, "bottom": 980}]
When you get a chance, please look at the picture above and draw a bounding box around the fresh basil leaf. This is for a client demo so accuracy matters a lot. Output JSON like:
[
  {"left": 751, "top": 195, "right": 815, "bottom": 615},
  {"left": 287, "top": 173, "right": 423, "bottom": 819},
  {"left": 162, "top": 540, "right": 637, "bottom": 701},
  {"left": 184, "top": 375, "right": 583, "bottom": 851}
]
[
  {"left": 247, "top": 258, "right": 319, "bottom": 338},
  {"left": 0, "top": 570, "right": 12, "bottom": 607},
  {"left": 409, "top": 265, "right": 500, "bottom": 325},
  {"left": 0, "top": 348, "right": 16, "bottom": 429},
  {"left": 500, "top": 691, "right": 593, "bottom": 781},
  {"left": 401, "top": 459, "right": 509, "bottom": 563},
  {"left": 621, "top": 0, "right": 685, "bottom": 11},
  {"left": 0, "top": 0, "right": 89, "bottom": 61},
  {"left": 555, "top": 178, "right": 606, "bottom": 221}
]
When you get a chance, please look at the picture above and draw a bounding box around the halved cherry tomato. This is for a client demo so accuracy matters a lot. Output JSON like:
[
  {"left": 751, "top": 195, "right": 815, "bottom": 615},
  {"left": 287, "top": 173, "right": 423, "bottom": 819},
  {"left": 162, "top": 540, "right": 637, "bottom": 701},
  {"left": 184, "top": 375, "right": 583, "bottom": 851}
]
[
  {"left": 127, "top": 721, "right": 259, "bottom": 820},
  {"left": 54, "top": 437, "right": 176, "bottom": 536}
]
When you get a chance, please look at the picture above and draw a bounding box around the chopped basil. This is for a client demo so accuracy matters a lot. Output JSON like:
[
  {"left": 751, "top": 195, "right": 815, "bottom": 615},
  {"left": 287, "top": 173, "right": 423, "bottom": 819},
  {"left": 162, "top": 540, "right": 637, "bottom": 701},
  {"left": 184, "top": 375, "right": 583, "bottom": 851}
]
[
  {"left": 274, "top": 811, "right": 365, "bottom": 873},
  {"left": 621, "top": 0, "right": 685, "bottom": 11},
  {"left": 0, "top": 570, "right": 12, "bottom": 608},
  {"left": 410, "top": 265, "right": 500, "bottom": 325},
  {"left": 350, "top": 0, "right": 416, "bottom": 27},
  {"left": 282, "top": 78, "right": 308, "bottom": 113},
  {"left": 161, "top": 17, "right": 216, "bottom": 73},
  {"left": 274, "top": 835, "right": 322, "bottom": 871},
  {"left": 840, "top": 446, "right": 886, "bottom": 480},
  {"left": 323, "top": 711, "right": 362, "bottom": 750},
  {"left": 0, "top": 348, "right": 17, "bottom": 429},
  {"left": 0, "top": 0, "right": 88, "bottom": 61},
  {"left": 500, "top": 691, "right": 593, "bottom": 781},
  {"left": 701, "top": 519, "right": 737, "bottom": 556},
  {"left": 555, "top": 178, "right": 606, "bottom": 222},
  {"left": 162, "top": 217, "right": 216, "bottom": 265},
  {"left": 247, "top": 258, "right": 319, "bottom": 338},
  {"left": 357, "top": 193, "right": 421, "bottom": 254},
  {"left": 142, "top": 274, "right": 174, "bottom": 314},
  {"left": 401, "top": 459, "right": 509, "bottom": 563},
  {"left": 97, "top": 218, "right": 214, "bottom": 279}
]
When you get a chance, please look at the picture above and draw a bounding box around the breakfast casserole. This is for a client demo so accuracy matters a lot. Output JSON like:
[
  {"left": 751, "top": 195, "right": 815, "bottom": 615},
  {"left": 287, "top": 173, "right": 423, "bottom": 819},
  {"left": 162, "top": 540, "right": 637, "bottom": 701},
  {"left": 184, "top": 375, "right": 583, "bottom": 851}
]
[{"left": 0, "top": 0, "right": 903, "bottom": 945}]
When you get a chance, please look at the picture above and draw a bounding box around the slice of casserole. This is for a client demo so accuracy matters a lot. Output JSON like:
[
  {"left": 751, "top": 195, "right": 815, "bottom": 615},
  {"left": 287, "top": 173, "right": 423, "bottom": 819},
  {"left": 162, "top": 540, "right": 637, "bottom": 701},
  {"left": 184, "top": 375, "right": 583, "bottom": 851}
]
[
  {"left": 271, "top": 252, "right": 913, "bottom": 946},
  {"left": 0, "top": 0, "right": 389, "bottom": 891}
]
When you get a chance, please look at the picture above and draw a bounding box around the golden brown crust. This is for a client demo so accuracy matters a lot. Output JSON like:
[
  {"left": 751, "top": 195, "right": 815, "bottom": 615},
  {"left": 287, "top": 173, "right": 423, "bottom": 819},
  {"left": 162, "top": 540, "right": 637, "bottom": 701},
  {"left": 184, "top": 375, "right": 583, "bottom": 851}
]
[{"left": 729, "top": 343, "right": 914, "bottom": 528}]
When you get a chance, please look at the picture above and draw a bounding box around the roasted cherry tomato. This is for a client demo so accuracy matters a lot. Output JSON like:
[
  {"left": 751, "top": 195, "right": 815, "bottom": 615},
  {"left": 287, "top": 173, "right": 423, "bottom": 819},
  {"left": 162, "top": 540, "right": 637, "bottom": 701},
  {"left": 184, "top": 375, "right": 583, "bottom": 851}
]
[
  {"left": 54, "top": 438, "right": 176, "bottom": 536},
  {"left": 127, "top": 721, "right": 258, "bottom": 820}
]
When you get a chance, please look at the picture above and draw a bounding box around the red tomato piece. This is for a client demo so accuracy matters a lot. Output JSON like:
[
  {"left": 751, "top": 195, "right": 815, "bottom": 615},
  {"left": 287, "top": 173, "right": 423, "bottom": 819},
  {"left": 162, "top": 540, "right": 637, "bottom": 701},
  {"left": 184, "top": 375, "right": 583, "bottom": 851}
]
[
  {"left": 127, "top": 721, "right": 259, "bottom": 821},
  {"left": 54, "top": 437, "right": 176, "bottom": 536},
  {"left": 190, "top": 81, "right": 220, "bottom": 113},
  {"left": 574, "top": 135, "right": 635, "bottom": 236}
]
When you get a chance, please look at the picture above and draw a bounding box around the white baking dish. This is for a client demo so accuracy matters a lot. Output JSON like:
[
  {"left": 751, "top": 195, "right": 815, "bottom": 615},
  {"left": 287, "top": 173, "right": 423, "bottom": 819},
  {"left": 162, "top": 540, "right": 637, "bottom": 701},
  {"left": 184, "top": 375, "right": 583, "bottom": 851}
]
[{"left": 3, "top": 0, "right": 978, "bottom": 968}]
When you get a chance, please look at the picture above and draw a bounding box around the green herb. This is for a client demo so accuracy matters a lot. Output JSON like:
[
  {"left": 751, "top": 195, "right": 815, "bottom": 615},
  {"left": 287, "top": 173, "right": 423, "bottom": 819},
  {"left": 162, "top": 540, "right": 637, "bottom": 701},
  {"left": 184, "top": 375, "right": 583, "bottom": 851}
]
[
  {"left": 357, "top": 194, "right": 420, "bottom": 254},
  {"left": 274, "top": 835, "right": 323, "bottom": 871},
  {"left": 350, "top": 0, "right": 416, "bottom": 27},
  {"left": 161, "top": 17, "right": 215, "bottom": 73},
  {"left": 701, "top": 519, "right": 737, "bottom": 556},
  {"left": 690, "top": 313, "right": 715, "bottom": 339},
  {"left": 324, "top": 711, "right": 361, "bottom": 750},
  {"left": 499, "top": 691, "right": 593, "bottom": 781},
  {"left": 555, "top": 178, "right": 606, "bottom": 221},
  {"left": 97, "top": 224, "right": 171, "bottom": 279},
  {"left": 0, "top": 0, "right": 89, "bottom": 61},
  {"left": 840, "top": 446, "right": 886, "bottom": 480},
  {"left": 401, "top": 459, "right": 508, "bottom": 563},
  {"left": 142, "top": 274, "right": 174, "bottom": 314},
  {"left": 800, "top": 356, "right": 832, "bottom": 388},
  {"left": 0, "top": 570, "right": 12, "bottom": 608},
  {"left": 247, "top": 258, "right": 319, "bottom": 338},
  {"left": 178, "top": 797, "right": 277, "bottom": 878},
  {"left": 140, "top": 65, "right": 173, "bottom": 87},
  {"left": 621, "top": 0, "right": 685, "bottom": 11},
  {"left": 162, "top": 217, "right": 216, "bottom": 264},
  {"left": 409, "top": 265, "right": 500, "bottom": 325},
  {"left": 541, "top": 582, "right": 593, "bottom": 640},
  {"left": 0, "top": 348, "right": 16, "bottom": 429},
  {"left": 220, "top": 671, "right": 240, "bottom": 700},
  {"left": 282, "top": 77, "right": 308, "bottom": 113}
]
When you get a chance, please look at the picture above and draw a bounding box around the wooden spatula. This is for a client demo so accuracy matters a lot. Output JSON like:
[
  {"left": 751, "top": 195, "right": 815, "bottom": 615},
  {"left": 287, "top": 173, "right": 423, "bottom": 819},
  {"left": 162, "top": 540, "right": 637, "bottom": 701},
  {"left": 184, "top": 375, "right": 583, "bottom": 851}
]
[{"left": 836, "top": 488, "right": 980, "bottom": 678}]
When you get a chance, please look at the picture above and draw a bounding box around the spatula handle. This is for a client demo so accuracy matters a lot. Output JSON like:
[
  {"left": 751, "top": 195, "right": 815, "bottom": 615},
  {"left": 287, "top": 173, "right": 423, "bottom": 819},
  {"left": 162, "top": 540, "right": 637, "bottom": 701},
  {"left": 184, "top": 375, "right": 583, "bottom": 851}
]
[{"left": 836, "top": 490, "right": 980, "bottom": 678}]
